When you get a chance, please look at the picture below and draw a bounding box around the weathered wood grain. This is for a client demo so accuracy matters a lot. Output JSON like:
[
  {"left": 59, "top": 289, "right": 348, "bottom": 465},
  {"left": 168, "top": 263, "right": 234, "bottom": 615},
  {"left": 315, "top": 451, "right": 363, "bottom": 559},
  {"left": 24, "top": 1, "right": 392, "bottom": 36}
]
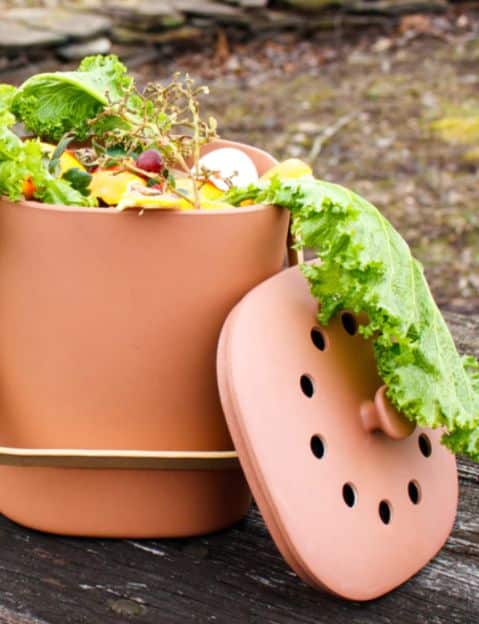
[{"left": 0, "top": 311, "right": 477, "bottom": 624}]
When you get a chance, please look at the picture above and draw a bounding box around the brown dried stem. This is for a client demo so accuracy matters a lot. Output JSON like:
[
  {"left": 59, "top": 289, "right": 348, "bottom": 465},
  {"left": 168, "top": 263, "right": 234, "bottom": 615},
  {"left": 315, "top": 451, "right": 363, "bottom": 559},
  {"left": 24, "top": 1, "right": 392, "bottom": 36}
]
[{"left": 84, "top": 73, "right": 218, "bottom": 209}]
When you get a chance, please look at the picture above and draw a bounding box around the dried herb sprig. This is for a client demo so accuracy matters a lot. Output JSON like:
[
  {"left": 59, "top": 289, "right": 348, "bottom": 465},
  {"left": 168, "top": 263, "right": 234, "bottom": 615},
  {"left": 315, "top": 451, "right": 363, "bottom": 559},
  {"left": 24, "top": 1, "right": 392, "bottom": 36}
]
[{"left": 75, "top": 73, "right": 218, "bottom": 209}]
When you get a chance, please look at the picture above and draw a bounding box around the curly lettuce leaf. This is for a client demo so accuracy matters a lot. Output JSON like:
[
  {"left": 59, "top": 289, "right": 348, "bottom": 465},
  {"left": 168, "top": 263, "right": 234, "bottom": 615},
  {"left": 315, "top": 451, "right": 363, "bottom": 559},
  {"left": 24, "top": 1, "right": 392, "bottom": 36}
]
[
  {"left": 227, "top": 177, "right": 479, "bottom": 461},
  {"left": 35, "top": 177, "right": 94, "bottom": 207},
  {"left": 11, "top": 55, "right": 132, "bottom": 141},
  {"left": 0, "top": 84, "right": 17, "bottom": 127},
  {"left": 0, "top": 135, "right": 94, "bottom": 207},
  {"left": 0, "top": 134, "right": 42, "bottom": 200},
  {"left": 0, "top": 87, "right": 45, "bottom": 200},
  {"left": 0, "top": 97, "right": 95, "bottom": 207}
]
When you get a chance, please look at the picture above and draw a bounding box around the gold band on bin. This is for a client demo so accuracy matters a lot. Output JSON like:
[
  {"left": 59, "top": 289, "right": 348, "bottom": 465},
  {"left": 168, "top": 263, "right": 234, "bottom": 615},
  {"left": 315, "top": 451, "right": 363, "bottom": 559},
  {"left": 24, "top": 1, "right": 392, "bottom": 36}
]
[{"left": 0, "top": 447, "right": 240, "bottom": 470}]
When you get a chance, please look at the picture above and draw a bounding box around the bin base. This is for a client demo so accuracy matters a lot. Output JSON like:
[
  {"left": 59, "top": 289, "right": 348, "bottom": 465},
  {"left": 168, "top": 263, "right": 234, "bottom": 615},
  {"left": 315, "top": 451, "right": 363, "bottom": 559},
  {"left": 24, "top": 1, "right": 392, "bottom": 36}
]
[{"left": 0, "top": 466, "right": 251, "bottom": 538}]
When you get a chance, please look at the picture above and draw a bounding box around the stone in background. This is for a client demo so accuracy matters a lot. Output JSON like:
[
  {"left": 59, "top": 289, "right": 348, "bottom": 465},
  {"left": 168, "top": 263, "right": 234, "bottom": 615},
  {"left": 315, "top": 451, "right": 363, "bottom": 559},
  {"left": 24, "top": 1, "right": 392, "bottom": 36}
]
[{"left": 0, "top": 0, "right": 452, "bottom": 66}]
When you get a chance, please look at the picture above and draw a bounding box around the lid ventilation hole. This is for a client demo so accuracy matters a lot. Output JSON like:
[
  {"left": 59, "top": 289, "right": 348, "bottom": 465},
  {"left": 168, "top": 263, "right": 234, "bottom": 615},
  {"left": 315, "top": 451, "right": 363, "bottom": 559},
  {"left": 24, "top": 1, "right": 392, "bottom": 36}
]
[
  {"left": 300, "top": 374, "right": 315, "bottom": 398},
  {"left": 418, "top": 433, "right": 432, "bottom": 458},
  {"left": 341, "top": 312, "right": 357, "bottom": 336},
  {"left": 379, "top": 500, "right": 392, "bottom": 524},
  {"left": 342, "top": 483, "right": 357, "bottom": 508},
  {"left": 408, "top": 480, "right": 421, "bottom": 505},
  {"left": 311, "top": 327, "right": 326, "bottom": 351},
  {"left": 310, "top": 435, "right": 326, "bottom": 459}
]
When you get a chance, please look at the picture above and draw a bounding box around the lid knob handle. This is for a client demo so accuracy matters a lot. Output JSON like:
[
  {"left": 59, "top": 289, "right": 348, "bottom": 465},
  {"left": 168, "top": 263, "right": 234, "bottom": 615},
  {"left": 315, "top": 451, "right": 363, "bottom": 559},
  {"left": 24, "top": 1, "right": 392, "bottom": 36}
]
[{"left": 360, "top": 385, "right": 416, "bottom": 440}]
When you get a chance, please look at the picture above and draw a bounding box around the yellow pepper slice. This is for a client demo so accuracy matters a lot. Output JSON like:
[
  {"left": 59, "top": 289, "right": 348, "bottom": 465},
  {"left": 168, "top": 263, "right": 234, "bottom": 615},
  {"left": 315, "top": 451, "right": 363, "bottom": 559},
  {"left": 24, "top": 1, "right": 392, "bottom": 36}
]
[
  {"left": 40, "top": 142, "right": 86, "bottom": 175},
  {"left": 174, "top": 178, "right": 226, "bottom": 202},
  {"left": 261, "top": 158, "right": 312, "bottom": 180},
  {"left": 116, "top": 177, "right": 232, "bottom": 211},
  {"left": 89, "top": 169, "right": 147, "bottom": 206}
]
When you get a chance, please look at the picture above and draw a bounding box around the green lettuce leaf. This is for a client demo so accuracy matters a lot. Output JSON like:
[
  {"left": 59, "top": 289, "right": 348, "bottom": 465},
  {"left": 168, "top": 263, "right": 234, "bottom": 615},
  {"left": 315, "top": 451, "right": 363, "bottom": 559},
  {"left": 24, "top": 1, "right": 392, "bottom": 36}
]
[
  {"left": 0, "top": 134, "right": 42, "bottom": 200},
  {"left": 0, "top": 133, "right": 94, "bottom": 207},
  {"left": 0, "top": 84, "right": 17, "bottom": 127},
  {"left": 0, "top": 89, "right": 95, "bottom": 207},
  {"left": 227, "top": 177, "right": 479, "bottom": 461},
  {"left": 11, "top": 55, "right": 132, "bottom": 142},
  {"left": 35, "top": 177, "right": 94, "bottom": 207}
]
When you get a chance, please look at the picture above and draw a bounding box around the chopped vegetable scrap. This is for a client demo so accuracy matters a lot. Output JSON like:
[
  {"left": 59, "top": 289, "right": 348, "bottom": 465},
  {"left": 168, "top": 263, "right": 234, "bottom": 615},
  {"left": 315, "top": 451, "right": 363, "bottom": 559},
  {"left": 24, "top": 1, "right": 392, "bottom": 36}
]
[{"left": 0, "top": 55, "right": 239, "bottom": 209}]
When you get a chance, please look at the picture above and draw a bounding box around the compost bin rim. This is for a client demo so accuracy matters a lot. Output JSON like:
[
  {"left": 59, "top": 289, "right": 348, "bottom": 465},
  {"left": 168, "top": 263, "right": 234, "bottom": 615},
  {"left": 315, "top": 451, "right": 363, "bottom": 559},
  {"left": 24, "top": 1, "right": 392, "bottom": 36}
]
[{"left": 0, "top": 196, "right": 278, "bottom": 217}]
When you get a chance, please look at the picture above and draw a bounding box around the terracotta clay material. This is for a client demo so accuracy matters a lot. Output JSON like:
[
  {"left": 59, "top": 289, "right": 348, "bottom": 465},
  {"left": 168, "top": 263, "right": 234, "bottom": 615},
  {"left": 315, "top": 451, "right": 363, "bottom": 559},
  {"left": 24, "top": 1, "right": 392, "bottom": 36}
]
[
  {"left": 217, "top": 263, "right": 458, "bottom": 601},
  {"left": 0, "top": 140, "right": 289, "bottom": 537}
]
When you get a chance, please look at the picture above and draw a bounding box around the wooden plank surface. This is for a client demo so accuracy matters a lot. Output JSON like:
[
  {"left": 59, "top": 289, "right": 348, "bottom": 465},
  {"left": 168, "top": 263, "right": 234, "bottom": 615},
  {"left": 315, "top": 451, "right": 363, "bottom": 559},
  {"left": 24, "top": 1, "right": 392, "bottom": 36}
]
[{"left": 0, "top": 311, "right": 477, "bottom": 624}]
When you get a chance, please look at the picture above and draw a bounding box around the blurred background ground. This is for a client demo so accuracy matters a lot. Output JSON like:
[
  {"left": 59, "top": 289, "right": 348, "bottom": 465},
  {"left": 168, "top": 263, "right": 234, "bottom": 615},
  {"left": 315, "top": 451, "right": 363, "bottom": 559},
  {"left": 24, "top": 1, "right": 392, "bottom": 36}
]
[{"left": 1, "top": 1, "right": 478, "bottom": 312}]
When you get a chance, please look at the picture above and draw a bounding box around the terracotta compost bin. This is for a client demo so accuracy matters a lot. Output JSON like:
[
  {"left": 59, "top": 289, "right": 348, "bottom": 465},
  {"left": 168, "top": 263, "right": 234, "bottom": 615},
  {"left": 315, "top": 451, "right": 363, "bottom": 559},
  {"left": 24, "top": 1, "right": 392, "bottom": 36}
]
[{"left": 0, "top": 139, "right": 289, "bottom": 537}]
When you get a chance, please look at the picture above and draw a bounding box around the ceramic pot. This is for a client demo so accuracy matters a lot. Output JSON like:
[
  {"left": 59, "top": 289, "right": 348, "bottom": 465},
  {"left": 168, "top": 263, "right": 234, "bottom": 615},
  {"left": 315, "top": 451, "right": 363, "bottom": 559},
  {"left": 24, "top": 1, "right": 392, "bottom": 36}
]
[{"left": 0, "top": 140, "right": 289, "bottom": 537}]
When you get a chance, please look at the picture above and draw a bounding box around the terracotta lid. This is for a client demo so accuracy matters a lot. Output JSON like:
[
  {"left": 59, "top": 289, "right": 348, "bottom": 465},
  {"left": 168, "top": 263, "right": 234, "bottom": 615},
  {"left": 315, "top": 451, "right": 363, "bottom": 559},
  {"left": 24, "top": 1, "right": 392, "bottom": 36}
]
[{"left": 217, "top": 264, "right": 458, "bottom": 601}]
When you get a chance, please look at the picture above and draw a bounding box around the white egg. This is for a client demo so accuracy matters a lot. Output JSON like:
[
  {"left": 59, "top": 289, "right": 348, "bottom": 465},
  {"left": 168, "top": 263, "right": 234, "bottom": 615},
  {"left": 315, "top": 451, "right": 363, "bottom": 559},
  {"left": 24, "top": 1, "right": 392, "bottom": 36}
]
[{"left": 194, "top": 147, "right": 258, "bottom": 191}]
